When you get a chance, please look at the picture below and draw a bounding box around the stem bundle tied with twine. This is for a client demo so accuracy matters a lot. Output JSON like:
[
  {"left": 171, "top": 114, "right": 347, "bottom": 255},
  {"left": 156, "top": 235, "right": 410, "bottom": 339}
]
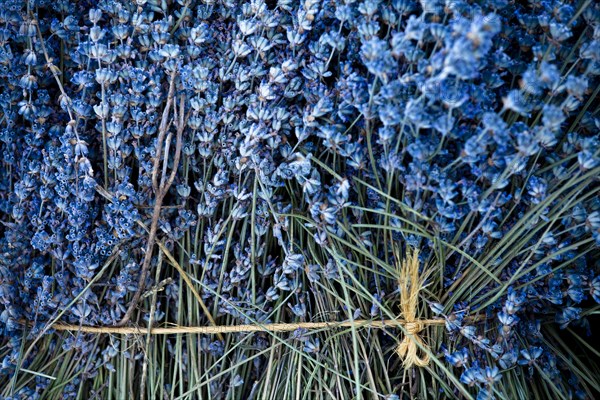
[{"left": 45, "top": 248, "right": 440, "bottom": 369}]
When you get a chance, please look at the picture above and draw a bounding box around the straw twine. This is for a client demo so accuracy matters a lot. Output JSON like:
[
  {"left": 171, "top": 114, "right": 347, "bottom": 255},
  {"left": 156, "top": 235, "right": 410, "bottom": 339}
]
[
  {"left": 39, "top": 248, "right": 445, "bottom": 369},
  {"left": 48, "top": 319, "right": 445, "bottom": 335},
  {"left": 394, "top": 248, "right": 431, "bottom": 368}
]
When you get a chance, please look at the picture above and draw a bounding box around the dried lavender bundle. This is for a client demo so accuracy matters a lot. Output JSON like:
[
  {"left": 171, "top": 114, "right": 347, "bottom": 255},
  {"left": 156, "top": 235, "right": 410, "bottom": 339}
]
[{"left": 0, "top": 0, "right": 599, "bottom": 399}]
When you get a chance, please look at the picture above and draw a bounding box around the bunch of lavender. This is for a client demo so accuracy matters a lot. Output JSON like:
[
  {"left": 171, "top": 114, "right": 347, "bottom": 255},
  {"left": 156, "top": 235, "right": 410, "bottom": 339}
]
[{"left": 0, "top": 0, "right": 599, "bottom": 399}]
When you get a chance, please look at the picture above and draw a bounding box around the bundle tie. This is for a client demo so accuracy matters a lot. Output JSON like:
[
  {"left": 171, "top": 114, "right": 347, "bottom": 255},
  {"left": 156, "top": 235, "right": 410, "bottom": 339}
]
[
  {"left": 393, "top": 247, "right": 432, "bottom": 368},
  {"left": 396, "top": 320, "right": 430, "bottom": 368},
  {"left": 45, "top": 318, "right": 445, "bottom": 335},
  {"left": 25, "top": 248, "right": 441, "bottom": 369}
]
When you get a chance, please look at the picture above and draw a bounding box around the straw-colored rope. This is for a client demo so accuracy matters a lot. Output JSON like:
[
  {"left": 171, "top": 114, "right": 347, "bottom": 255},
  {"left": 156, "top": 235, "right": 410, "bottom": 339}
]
[
  {"left": 35, "top": 248, "right": 452, "bottom": 369},
  {"left": 394, "top": 248, "right": 431, "bottom": 368},
  {"left": 48, "top": 319, "right": 446, "bottom": 335}
]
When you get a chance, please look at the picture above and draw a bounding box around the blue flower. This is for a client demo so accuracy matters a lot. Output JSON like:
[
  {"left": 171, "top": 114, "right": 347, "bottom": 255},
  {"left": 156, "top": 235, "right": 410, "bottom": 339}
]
[
  {"left": 518, "top": 347, "right": 543, "bottom": 366},
  {"left": 445, "top": 347, "right": 469, "bottom": 368},
  {"left": 460, "top": 367, "right": 483, "bottom": 387}
]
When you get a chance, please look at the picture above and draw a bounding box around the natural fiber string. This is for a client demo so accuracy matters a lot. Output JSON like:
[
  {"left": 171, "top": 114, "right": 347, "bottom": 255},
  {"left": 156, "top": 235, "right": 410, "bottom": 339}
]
[
  {"left": 48, "top": 319, "right": 446, "bottom": 335},
  {"left": 394, "top": 247, "right": 431, "bottom": 368},
  {"left": 39, "top": 248, "right": 447, "bottom": 369}
]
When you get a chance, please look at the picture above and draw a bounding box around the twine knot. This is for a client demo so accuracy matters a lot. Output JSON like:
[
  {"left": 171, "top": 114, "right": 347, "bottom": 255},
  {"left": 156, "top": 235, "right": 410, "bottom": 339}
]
[
  {"left": 394, "top": 248, "right": 431, "bottom": 369},
  {"left": 396, "top": 319, "right": 430, "bottom": 368},
  {"left": 405, "top": 321, "right": 424, "bottom": 335}
]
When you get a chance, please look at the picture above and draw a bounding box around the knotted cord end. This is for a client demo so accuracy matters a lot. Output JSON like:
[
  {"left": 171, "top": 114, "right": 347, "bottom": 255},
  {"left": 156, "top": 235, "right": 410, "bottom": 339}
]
[
  {"left": 395, "top": 320, "right": 430, "bottom": 368},
  {"left": 394, "top": 248, "right": 433, "bottom": 369}
]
